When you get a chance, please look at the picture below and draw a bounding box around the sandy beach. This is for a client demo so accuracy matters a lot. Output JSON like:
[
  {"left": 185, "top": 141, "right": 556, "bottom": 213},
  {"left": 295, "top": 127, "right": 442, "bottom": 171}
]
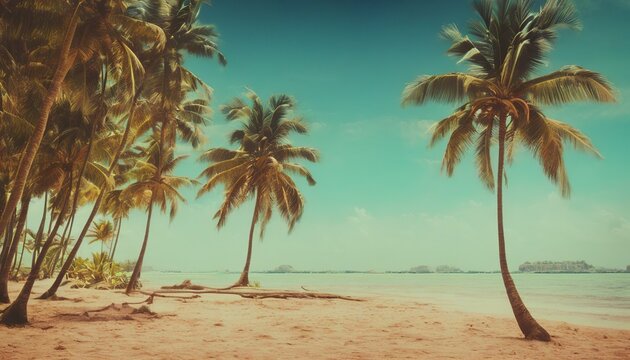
[{"left": 1, "top": 280, "right": 629, "bottom": 360}]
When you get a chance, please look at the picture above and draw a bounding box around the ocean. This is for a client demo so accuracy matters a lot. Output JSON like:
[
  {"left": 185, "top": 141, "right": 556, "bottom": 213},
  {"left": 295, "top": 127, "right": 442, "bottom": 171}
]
[{"left": 142, "top": 272, "right": 630, "bottom": 330}]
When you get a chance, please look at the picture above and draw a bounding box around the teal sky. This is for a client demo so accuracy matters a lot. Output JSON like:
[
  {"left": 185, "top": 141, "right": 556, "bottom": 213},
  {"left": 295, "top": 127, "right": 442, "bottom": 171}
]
[{"left": 42, "top": 0, "right": 630, "bottom": 272}]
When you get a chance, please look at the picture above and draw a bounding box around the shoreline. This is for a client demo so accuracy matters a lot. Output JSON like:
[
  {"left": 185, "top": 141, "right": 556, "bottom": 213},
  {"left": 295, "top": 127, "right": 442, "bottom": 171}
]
[{"left": 1, "top": 280, "right": 629, "bottom": 359}]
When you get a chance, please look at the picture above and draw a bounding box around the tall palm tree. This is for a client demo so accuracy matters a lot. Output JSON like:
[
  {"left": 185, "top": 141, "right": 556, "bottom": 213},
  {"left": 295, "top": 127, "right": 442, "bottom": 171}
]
[
  {"left": 198, "top": 90, "right": 319, "bottom": 288},
  {"left": 401, "top": 0, "right": 615, "bottom": 341},
  {"left": 123, "top": 144, "right": 195, "bottom": 293},
  {"left": 87, "top": 219, "right": 115, "bottom": 255}
]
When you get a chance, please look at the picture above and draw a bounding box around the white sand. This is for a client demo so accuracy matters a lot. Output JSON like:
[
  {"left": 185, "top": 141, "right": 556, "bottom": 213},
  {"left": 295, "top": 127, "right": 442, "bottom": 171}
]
[{"left": 1, "top": 279, "right": 629, "bottom": 359}]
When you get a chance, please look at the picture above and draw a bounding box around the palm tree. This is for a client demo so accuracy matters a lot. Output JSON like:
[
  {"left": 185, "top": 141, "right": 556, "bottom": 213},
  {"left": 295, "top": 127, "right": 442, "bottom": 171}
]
[
  {"left": 401, "top": 0, "right": 615, "bottom": 341},
  {"left": 102, "top": 189, "right": 135, "bottom": 261},
  {"left": 87, "top": 219, "right": 115, "bottom": 255},
  {"left": 123, "top": 144, "right": 195, "bottom": 294},
  {"left": 198, "top": 90, "right": 319, "bottom": 288}
]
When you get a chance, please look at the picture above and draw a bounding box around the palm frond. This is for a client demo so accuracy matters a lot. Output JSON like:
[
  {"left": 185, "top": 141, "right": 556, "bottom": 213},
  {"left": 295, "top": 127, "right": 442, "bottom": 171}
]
[
  {"left": 518, "top": 66, "right": 615, "bottom": 105},
  {"left": 402, "top": 73, "right": 493, "bottom": 106}
]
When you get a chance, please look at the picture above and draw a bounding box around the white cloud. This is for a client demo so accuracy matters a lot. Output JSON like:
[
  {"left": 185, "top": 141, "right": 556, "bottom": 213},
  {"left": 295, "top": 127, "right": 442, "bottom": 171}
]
[{"left": 400, "top": 119, "right": 433, "bottom": 144}]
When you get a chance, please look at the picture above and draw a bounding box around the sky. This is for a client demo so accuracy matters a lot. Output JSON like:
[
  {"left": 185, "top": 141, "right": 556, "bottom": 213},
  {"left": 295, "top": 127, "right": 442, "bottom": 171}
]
[{"left": 32, "top": 0, "right": 630, "bottom": 272}]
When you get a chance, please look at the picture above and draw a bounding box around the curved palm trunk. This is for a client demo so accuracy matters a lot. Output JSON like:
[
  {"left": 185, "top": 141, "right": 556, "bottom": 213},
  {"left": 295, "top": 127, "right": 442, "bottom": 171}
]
[
  {"left": 109, "top": 218, "right": 122, "bottom": 261},
  {"left": 52, "top": 211, "right": 74, "bottom": 277},
  {"left": 0, "top": 7, "right": 80, "bottom": 239},
  {"left": 497, "top": 117, "right": 550, "bottom": 341},
  {"left": 39, "top": 87, "right": 140, "bottom": 300},
  {"left": 31, "top": 192, "right": 48, "bottom": 269},
  {"left": 14, "top": 227, "right": 27, "bottom": 279},
  {"left": 0, "top": 210, "right": 16, "bottom": 270},
  {"left": 126, "top": 193, "right": 155, "bottom": 294},
  {"left": 46, "top": 211, "right": 72, "bottom": 278},
  {"left": 231, "top": 196, "right": 261, "bottom": 288},
  {"left": 0, "top": 193, "right": 30, "bottom": 303},
  {"left": 0, "top": 188, "right": 71, "bottom": 325}
]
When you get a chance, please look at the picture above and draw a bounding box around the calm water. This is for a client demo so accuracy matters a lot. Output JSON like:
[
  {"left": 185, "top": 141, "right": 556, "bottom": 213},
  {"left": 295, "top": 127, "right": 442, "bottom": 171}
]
[{"left": 142, "top": 272, "right": 630, "bottom": 330}]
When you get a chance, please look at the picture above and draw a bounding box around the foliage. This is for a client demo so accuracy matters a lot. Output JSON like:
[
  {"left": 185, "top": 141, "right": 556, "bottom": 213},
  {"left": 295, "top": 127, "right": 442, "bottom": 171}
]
[
  {"left": 66, "top": 252, "right": 130, "bottom": 290},
  {"left": 401, "top": 0, "right": 615, "bottom": 196}
]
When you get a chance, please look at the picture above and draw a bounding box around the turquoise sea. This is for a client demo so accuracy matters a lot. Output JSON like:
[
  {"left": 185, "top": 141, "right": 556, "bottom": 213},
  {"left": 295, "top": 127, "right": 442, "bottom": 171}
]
[{"left": 142, "top": 272, "right": 630, "bottom": 330}]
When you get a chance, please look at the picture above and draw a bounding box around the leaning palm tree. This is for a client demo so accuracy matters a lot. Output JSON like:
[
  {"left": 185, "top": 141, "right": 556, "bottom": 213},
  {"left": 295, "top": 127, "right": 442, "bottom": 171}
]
[
  {"left": 402, "top": 0, "right": 615, "bottom": 341},
  {"left": 198, "top": 90, "right": 319, "bottom": 288},
  {"left": 122, "top": 143, "right": 195, "bottom": 294},
  {"left": 87, "top": 219, "right": 115, "bottom": 255}
]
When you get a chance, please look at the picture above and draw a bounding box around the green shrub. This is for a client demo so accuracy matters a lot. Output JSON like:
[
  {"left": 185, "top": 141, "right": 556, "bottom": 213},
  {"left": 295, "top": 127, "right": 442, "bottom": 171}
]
[{"left": 66, "top": 252, "right": 130, "bottom": 289}]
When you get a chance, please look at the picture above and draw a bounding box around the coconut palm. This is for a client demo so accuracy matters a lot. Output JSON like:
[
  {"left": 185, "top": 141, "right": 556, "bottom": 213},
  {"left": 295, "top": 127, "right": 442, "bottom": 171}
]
[
  {"left": 122, "top": 143, "right": 195, "bottom": 294},
  {"left": 401, "top": 0, "right": 615, "bottom": 341},
  {"left": 198, "top": 91, "right": 319, "bottom": 288}
]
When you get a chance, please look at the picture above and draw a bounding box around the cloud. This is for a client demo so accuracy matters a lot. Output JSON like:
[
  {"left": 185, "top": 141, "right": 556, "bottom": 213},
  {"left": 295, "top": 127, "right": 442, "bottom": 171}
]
[
  {"left": 400, "top": 119, "right": 433, "bottom": 144},
  {"left": 348, "top": 207, "right": 373, "bottom": 223}
]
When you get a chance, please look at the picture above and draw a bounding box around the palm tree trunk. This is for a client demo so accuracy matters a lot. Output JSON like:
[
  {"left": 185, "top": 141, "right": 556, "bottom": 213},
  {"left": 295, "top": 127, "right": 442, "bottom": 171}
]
[
  {"left": 497, "top": 116, "right": 550, "bottom": 341},
  {"left": 0, "top": 210, "right": 16, "bottom": 274},
  {"left": 54, "top": 211, "right": 74, "bottom": 275},
  {"left": 38, "top": 85, "right": 141, "bottom": 300},
  {"left": 14, "top": 226, "right": 27, "bottom": 279},
  {"left": 31, "top": 192, "right": 48, "bottom": 269},
  {"left": 0, "top": 6, "right": 80, "bottom": 239},
  {"left": 109, "top": 218, "right": 122, "bottom": 261},
  {"left": 0, "top": 187, "right": 71, "bottom": 325},
  {"left": 0, "top": 193, "right": 30, "bottom": 303},
  {"left": 125, "top": 193, "right": 155, "bottom": 294},
  {"left": 231, "top": 195, "right": 261, "bottom": 288},
  {"left": 47, "top": 209, "right": 72, "bottom": 278}
]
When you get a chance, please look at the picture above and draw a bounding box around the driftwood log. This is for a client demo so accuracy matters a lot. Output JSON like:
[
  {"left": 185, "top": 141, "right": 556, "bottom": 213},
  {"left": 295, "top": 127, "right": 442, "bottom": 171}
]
[{"left": 135, "top": 280, "right": 363, "bottom": 302}]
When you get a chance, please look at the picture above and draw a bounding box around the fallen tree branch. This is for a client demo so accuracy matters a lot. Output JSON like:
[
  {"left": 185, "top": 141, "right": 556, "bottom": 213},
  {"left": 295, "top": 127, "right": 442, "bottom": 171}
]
[
  {"left": 141, "top": 289, "right": 363, "bottom": 302},
  {"left": 132, "top": 280, "right": 364, "bottom": 302}
]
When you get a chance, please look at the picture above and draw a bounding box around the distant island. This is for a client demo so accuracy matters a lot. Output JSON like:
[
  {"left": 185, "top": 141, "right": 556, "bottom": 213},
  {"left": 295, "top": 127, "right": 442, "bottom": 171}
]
[
  {"left": 405, "top": 265, "right": 462, "bottom": 273},
  {"left": 268, "top": 265, "right": 297, "bottom": 273},
  {"left": 519, "top": 261, "right": 628, "bottom": 273},
  {"left": 156, "top": 263, "right": 630, "bottom": 274}
]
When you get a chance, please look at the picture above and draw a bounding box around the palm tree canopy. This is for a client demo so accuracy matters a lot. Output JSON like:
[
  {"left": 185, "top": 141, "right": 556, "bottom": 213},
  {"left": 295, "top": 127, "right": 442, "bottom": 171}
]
[
  {"left": 121, "top": 138, "right": 195, "bottom": 221},
  {"left": 198, "top": 90, "right": 319, "bottom": 236},
  {"left": 87, "top": 219, "right": 115, "bottom": 245},
  {"left": 401, "top": 0, "right": 615, "bottom": 196}
]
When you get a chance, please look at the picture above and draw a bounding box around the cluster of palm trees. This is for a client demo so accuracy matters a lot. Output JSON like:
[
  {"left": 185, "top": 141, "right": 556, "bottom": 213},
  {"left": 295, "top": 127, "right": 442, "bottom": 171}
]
[
  {"left": 0, "top": 0, "right": 227, "bottom": 324},
  {"left": 0, "top": 0, "right": 319, "bottom": 326},
  {"left": 0, "top": 0, "right": 617, "bottom": 344}
]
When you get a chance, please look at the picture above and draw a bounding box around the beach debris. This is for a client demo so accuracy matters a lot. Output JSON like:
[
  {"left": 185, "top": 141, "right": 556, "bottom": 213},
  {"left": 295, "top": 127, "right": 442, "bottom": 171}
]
[
  {"left": 161, "top": 279, "right": 208, "bottom": 291},
  {"left": 138, "top": 281, "right": 364, "bottom": 302}
]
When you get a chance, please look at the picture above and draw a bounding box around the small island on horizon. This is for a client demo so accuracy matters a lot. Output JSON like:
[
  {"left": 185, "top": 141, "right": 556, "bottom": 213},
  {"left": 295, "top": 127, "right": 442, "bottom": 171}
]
[{"left": 210, "top": 260, "right": 630, "bottom": 275}]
